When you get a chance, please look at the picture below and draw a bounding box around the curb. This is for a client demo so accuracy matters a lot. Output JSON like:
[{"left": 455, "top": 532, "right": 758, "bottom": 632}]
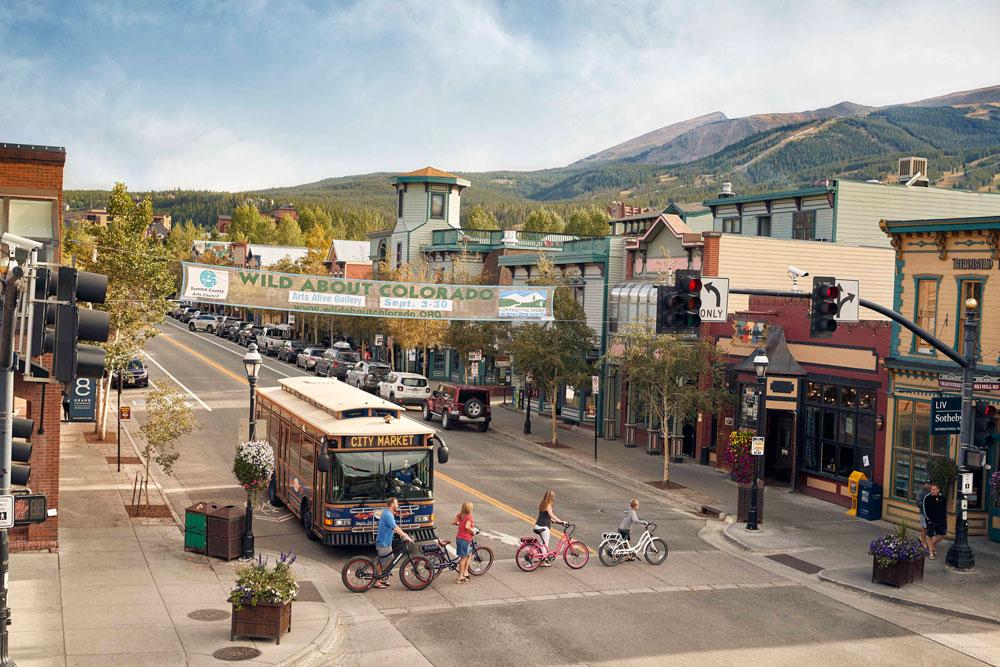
[
  {"left": 817, "top": 570, "right": 1000, "bottom": 626},
  {"left": 489, "top": 424, "right": 709, "bottom": 519},
  {"left": 720, "top": 522, "right": 787, "bottom": 555},
  {"left": 282, "top": 608, "right": 344, "bottom": 667}
]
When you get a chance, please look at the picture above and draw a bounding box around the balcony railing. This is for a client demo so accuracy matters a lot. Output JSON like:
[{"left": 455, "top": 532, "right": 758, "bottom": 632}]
[{"left": 425, "top": 229, "right": 580, "bottom": 250}]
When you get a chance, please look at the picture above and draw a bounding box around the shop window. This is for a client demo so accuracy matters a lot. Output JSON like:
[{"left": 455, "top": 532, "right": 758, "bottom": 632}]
[
  {"left": 892, "top": 399, "right": 954, "bottom": 502},
  {"left": 7, "top": 199, "right": 55, "bottom": 239},
  {"left": 430, "top": 193, "right": 446, "bottom": 220},
  {"left": 913, "top": 278, "right": 938, "bottom": 353},
  {"left": 823, "top": 384, "right": 838, "bottom": 405},
  {"left": 801, "top": 378, "right": 878, "bottom": 480},
  {"left": 722, "top": 217, "right": 741, "bottom": 234},
  {"left": 792, "top": 211, "right": 816, "bottom": 240},
  {"left": 756, "top": 215, "right": 771, "bottom": 237}
]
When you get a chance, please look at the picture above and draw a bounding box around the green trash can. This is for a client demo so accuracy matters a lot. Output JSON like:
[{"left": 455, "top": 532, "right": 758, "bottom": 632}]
[{"left": 185, "top": 501, "right": 218, "bottom": 554}]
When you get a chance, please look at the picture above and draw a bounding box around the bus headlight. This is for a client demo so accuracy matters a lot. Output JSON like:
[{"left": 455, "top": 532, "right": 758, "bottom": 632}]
[
  {"left": 413, "top": 515, "right": 431, "bottom": 523},
  {"left": 333, "top": 519, "right": 351, "bottom": 527}
]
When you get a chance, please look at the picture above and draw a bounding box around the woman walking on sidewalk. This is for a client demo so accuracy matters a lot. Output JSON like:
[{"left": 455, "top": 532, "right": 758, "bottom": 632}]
[{"left": 454, "top": 501, "right": 475, "bottom": 583}]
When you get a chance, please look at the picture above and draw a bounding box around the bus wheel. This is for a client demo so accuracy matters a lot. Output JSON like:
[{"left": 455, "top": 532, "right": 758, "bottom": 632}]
[
  {"left": 267, "top": 475, "right": 284, "bottom": 508},
  {"left": 301, "top": 500, "right": 318, "bottom": 541}
]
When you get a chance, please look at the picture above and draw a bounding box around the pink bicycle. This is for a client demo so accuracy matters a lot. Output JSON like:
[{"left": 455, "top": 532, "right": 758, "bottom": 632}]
[{"left": 515, "top": 521, "right": 589, "bottom": 571}]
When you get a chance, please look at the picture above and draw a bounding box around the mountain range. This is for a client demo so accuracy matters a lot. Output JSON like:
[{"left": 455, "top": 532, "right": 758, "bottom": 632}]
[{"left": 65, "top": 84, "right": 1000, "bottom": 229}]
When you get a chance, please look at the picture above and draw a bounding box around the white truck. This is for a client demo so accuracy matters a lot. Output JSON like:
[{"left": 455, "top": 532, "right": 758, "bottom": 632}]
[{"left": 256, "top": 324, "right": 294, "bottom": 356}]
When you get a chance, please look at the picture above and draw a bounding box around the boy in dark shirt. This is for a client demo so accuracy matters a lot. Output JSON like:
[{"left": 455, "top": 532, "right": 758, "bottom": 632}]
[{"left": 922, "top": 483, "right": 948, "bottom": 559}]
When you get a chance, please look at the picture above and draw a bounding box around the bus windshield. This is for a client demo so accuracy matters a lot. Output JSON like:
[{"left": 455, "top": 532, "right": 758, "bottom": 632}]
[{"left": 329, "top": 450, "right": 431, "bottom": 502}]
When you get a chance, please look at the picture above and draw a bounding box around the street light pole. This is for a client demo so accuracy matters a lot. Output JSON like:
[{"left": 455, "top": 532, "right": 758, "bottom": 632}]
[
  {"left": 241, "top": 343, "right": 262, "bottom": 560},
  {"left": 523, "top": 375, "right": 532, "bottom": 435},
  {"left": 947, "top": 299, "right": 978, "bottom": 570},
  {"left": 747, "top": 347, "right": 768, "bottom": 531}
]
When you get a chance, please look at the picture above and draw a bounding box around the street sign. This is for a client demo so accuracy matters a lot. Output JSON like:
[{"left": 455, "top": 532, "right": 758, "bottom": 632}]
[
  {"left": 288, "top": 314, "right": 295, "bottom": 324},
  {"left": 468, "top": 350, "right": 482, "bottom": 362},
  {"left": 0, "top": 495, "right": 12, "bottom": 529},
  {"left": 374, "top": 334, "right": 384, "bottom": 347},
  {"left": 833, "top": 279, "right": 860, "bottom": 322},
  {"left": 961, "top": 472, "right": 974, "bottom": 494},
  {"left": 931, "top": 396, "right": 962, "bottom": 434},
  {"left": 119, "top": 406, "right": 131, "bottom": 421},
  {"left": 496, "top": 354, "right": 512, "bottom": 368},
  {"left": 592, "top": 375, "right": 600, "bottom": 394},
  {"left": 751, "top": 437, "right": 764, "bottom": 456},
  {"left": 699, "top": 277, "right": 729, "bottom": 323},
  {"left": 407, "top": 349, "right": 416, "bottom": 362},
  {"left": 68, "top": 377, "right": 96, "bottom": 422},
  {"left": 938, "top": 373, "right": 1000, "bottom": 391}
]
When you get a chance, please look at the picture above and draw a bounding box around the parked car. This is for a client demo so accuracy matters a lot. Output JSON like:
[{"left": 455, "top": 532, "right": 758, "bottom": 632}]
[
  {"left": 347, "top": 361, "right": 391, "bottom": 392},
  {"left": 209, "top": 315, "right": 233, "bottom": 334},
  {"left": 179, "top": 309, "right": 200, "bottom": 323},
  {"left": 110, "top": 357, "right": 149, "bottom": 388},
  {"left": 378, "top": 372, "right": 430, "bottom": 407},
  {"left": 238, "top": 325, "right": 264, "bottom": 347},
  {"left": 422, "top": 383, "right": 491, "bottom": 431},
  {"left": 189, "top": 314, "right": 217, "bottom": 331},
  {"left": 169, "top": 304, "right": 187, "bottom": 318},
  {"left": 314, "top": 348, "right": 361, "bottom": 379},
  {"left": 222, "top": 321, "right": 249, "bottom": 339},
  {"left": 257, "top": 324, "right": 294, "bottom": 356},
  {"left": 296, "top": 347, "right": 327, "bottom": 371},
  {"left": 276, "top": 339, "right": 306, "bottom": 363}
]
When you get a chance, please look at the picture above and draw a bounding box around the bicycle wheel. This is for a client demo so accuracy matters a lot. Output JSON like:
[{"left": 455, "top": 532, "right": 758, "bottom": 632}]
[
  {"left": 341, "top": 557, "right": 378, "bottom": 593},
  {"left": 564, "top": 540, "right": 590, "bottom": 569},
  {"left": 644, "top": 537, "right": 669, "bottom": 565},
  {"left": 598, "top": 540, "right": 622, "bottom": 567},
  {"left": 400, "top": 556, "right": 435, "bottom": 591},
  {"left": 425, "top": 551, "right": 448, "bottom": 580},
  {"left": 468, "top": 545, "right": 494, "bottom": 576},
  {"left": 515, "top": 543, "right": 542, "bottom": 572}
]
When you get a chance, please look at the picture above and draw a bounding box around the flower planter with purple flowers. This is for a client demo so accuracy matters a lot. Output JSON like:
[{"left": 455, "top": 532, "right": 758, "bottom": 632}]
[
  {"left": 229, "top": 552, "right": 298, "bottom": 643},
  {"left": 869, "top": 530, "right": 926, "bottom": 588}
]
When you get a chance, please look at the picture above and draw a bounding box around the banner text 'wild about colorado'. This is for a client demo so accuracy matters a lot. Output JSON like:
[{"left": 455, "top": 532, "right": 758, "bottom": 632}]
[{"left": 180, "top": 262, "right": 555, "bottom": 321}]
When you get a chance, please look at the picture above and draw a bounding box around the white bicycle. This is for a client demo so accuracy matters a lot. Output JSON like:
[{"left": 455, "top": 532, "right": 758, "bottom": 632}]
[{"left": 598, "top": 522, "right": 669, "bottom": 566}]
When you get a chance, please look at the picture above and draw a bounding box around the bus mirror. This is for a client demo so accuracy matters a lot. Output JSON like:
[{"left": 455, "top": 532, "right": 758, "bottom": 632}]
[
  {"left": 317, "top": 453, "right": 332, "bottom": 473},
  {"left": 437, "top": 444, "right": 449, "bottom": 465}
]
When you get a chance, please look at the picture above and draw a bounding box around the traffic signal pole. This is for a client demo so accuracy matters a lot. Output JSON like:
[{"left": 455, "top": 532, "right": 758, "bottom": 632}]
[
  {"left": 0, "top": 264, "right": 24, "bottom": 667},
  {"left": 726, "top": 286, "right": 978, "bottom": 569}
]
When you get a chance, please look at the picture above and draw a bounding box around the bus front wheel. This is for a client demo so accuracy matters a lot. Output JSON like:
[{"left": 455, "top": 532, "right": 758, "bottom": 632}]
[{"left": 301, "top": 500, "right": 318, "bottom": 541}]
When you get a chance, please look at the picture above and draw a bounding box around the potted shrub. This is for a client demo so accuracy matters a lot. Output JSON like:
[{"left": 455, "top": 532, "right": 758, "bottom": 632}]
[
  {"left": 724, "top": 429, "right": 764, "bottom": 523},
  {"left": 229, "top": 552, "right": 298, "bottom": 644},
  {"left": 869, "top": 523, "right": 926, "bottom": 588}
]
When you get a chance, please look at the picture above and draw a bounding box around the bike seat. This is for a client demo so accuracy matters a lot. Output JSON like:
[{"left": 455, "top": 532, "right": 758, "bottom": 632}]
[
  {"left": 532, "top": 527, "right": 545, "bottom": 535},
  {"left": 437, "top": 539, "right": 450, "bottom": 547}
]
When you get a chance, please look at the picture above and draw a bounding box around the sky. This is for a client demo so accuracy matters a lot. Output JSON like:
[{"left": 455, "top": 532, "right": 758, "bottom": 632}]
[{"left": 2, "top": 0, "right": 999, "bottom": 191}]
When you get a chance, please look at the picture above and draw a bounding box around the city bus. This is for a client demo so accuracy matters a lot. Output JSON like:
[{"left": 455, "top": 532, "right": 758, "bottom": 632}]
[{"left": 258, "top": 376, "right": 449, "bottom": 545}]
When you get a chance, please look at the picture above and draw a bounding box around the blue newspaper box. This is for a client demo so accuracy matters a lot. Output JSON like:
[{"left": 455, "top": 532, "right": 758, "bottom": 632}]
[{"left": 857, "top": 481, "right": 883, "bottom": 521}]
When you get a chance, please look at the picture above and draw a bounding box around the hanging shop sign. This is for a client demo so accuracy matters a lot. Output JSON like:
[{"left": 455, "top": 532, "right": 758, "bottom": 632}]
[{"left": 181, "top": 263, "right": 555, "bottom": 322}]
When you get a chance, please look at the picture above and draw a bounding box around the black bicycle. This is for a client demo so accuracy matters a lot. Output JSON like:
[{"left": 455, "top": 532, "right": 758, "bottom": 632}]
[
  {"left": 341, "top": 540, "right": 434, "bottom": 593},
  {"left": 420, "top": 528, "right": 494, "bottom": 579}
]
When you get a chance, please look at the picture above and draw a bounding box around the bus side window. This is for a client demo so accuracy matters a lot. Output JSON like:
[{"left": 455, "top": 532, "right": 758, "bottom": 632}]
[
  {"left": 300, "top": 432, "right": 315, "bottom": 478},
  {"left": 288, "top": 428, "right": 301, "bottom": 480}
]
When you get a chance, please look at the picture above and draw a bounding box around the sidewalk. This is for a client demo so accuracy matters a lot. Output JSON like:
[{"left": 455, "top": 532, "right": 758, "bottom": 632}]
[
  {"left": 9, "top": 422, "right": 340, "bottom": 666},
  {"left": 490, "top": 402, "right": 1000, "bottom": 625}
]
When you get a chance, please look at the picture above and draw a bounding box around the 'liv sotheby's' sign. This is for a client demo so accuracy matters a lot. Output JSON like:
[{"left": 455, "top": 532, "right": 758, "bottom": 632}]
[
  {"left": 931, "top": 396, "right": 962, "bottom": 434},
  {"left": 181, "top": 262, "right": 554, "bottom": 322}
]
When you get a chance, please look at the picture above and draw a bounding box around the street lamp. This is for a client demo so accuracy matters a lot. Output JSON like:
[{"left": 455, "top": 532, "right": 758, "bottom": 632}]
[
  {"left": 747, "top": 347, "right": 768, "bottom": 531},
  {"left": 947, "top": 297, "right": 979, "bottom": 570},
  {"left": 523, "top": 373, "right": 533, "bottom": 435},
  {"left": 241, "top": 343, "right": 262, "bottom": 559}
]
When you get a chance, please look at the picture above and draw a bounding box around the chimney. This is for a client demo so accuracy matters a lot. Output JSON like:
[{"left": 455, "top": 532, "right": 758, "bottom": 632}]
[
  {"left": 897, "top": 157, "right": 929, "bottom": 187},
  {"left": 717, "top": 182, "right": 735, "bottom": 199}
]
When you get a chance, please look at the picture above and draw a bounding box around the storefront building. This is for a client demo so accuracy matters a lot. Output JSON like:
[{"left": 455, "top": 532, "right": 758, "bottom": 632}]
[{"left": 880, "top": 216, "right": 1000, "bottom": 539}]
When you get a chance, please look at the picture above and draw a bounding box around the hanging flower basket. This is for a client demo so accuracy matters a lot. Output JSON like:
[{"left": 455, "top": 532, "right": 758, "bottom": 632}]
[
  {"left": 233, "top": 440, "right": 275, "bottom": 505},
  {"left": 724, "top": 429, "right": 764, "bottom": 523}
]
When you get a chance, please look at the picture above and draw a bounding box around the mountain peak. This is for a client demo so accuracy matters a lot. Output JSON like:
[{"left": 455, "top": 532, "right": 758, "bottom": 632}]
[{"left": 573, "top": 111, "right": 727, "bottom": 166}]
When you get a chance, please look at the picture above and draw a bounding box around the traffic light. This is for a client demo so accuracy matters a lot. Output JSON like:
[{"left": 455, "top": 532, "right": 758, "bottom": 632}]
[
  {"left": 29, "top": 266, "right": 51, "bottom": 357},
  {"left": 10, "top": 416, "right": 33, "bottom": 486},
  {"left": 44, "top": 267, "right": 110, "bottom": 384},
  {"left": 13, "top": 492, "right": 47, "bottom": 525},
  {"left": 973, "top": 402, "right": 997, "bottom": 449},
  {"left": 810, "top": 276, "right": 839, "bottom": 337},
  {"left": 655, "top": 271, "right": 702, "bottom": 335}
]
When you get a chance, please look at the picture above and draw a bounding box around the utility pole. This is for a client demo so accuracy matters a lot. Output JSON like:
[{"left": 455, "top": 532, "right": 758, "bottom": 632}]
[
  {"left": 0, "top": 261, "right": 24, "bottom": 667},
  {"left": 947, "top": 299, "right": 978, "bottom": 570}
]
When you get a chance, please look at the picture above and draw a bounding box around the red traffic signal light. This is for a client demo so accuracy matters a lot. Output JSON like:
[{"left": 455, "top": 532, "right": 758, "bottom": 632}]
[{"left": 810, "top": 276, "right": 839, "bottom": 337}]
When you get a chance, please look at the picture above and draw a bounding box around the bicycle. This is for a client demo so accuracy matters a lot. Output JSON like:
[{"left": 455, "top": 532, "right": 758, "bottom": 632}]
[
  {"left": 598, "top": 522, "right": 668, "bottom": 566},
  {"left": 420, "top": 528, "right": 495, "bottom": 579},
  {"left": 341, "top": 540, "right": 434, "bottom": 592},
  {"left": 515, "top": 521, "right": 589, "bottom": 571}
]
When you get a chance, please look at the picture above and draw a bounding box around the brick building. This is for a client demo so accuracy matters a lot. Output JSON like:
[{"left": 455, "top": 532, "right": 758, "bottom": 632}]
[{"left": 0, "top": 142, "right": 67, "bottom": 551}]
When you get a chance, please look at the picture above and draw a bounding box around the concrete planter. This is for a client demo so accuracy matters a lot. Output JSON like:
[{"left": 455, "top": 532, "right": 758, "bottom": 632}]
[
  {"left": 871, "top": 556, "right": 924, "bottom": 588},
  {"left": 736, "top": 481, "right": 765, "bottom": 523},
  {"left": 230, "top": 600, "right": 292, "bottom": 644}
]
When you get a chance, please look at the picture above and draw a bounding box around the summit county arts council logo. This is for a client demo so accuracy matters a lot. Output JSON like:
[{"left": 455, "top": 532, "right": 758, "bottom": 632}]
[
  {"left": 498, "top": 289, "right": 548, "bottom": 320},
  {"left": 185, "top": 266, "right": 229, "bottom": 300}
]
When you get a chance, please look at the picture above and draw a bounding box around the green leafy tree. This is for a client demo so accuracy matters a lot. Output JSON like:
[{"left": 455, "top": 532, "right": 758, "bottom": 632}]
[
  {"left": 298, "top": 205, "right": 334, "bottom": 237},
  {"left": 465, "top": 205, "right": 500, "bottom": 231},
  {"left": 229, "top": 202, "right": 275, "bottom": 244},
  {"left": 83, "top": 183, "right": 175, "bottom": 437},
  {"left": 523, "top": 208, "right": 564, "bottom": 234},
  {"left": 511, "top": 256, "right": 593, "bottom": 446},
  {"left": 613, "top": 322, "right": 729, "bottom": 482},
  {"left": 137, "top": 382, "right": 197, "bottom": 506},
  {"left": 274, "top": 216, "right": 304, "bottom": 246},
  {"left": 564, "top": 207, "right": 610, "bottom": 236}
]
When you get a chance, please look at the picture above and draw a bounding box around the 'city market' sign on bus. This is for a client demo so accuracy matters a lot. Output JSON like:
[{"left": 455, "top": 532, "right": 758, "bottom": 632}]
[{"left": 181, "top": 263, "right": 554, "bottom": 321}]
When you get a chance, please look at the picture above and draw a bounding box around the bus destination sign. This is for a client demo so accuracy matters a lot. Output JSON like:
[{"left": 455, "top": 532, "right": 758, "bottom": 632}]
[{"left": 344, "top": 434, "right": 423, "bottom": 449}]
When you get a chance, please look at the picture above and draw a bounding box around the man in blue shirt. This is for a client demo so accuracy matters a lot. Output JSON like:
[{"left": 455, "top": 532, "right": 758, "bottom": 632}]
[{"left": 374, "top": 497, "right": 413, "bottom": 588}]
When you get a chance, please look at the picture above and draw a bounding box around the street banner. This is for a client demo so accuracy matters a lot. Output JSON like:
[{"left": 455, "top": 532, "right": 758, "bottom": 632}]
[
  {"left": 181, "top": 262, "right": 555, "bottom": 321},
  {"left": 68, "top": 377, "right": 96, "bottom": 422},
  {"left": 931, "top": 396, "right": 962, "bottom": 434}
]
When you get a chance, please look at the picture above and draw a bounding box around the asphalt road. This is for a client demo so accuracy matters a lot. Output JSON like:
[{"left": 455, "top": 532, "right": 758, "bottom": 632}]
[{"left": 129, "top": 318, "right": 991, "bottom": 665}]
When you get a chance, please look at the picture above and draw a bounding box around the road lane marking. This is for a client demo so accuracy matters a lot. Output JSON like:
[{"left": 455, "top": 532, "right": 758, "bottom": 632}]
[
  {"left": 157, "top": 334, "right": 251, "bottom": 386},
  {"left": 163, "top": 319, "right": 295, "bottom": 378},
  {"left": 141, "top": 352, "right": 212, "bottom": 412},
  {"left": 437, "top": 471, "right": 593, "bottom": 553}
]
